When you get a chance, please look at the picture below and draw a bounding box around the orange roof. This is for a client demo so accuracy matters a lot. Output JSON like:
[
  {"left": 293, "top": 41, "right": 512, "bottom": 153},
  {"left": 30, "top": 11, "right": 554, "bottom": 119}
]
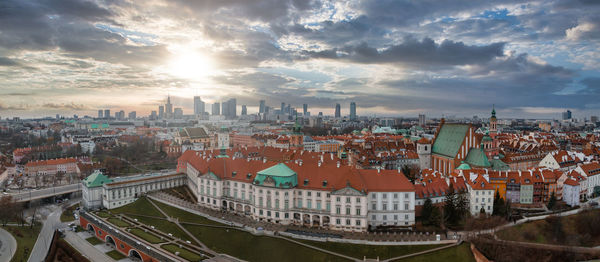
[{"left": 25, "top": 158, "right": 77, "bottom": 167}]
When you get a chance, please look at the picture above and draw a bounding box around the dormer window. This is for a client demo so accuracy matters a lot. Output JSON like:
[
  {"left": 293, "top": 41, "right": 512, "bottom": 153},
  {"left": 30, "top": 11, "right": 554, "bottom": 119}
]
[
  {"left": 322, "top": 180, "right": 328, "bottom": 187},
  {"left": 232, "top": 171, "right": 237, "bottom": 177},
  {"left": 304, "top": 179, "right": 309, "bottom": 186}
]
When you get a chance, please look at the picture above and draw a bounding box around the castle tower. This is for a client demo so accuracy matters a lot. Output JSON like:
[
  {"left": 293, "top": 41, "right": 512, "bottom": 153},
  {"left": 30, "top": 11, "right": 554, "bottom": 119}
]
[{"left": 416, "top": 137, "right": 431, "bottom": 170}]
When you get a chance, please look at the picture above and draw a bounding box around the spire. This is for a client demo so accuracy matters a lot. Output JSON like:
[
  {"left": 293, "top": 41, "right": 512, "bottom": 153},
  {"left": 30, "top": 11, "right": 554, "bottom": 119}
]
[{"left": 491, "top": 104, "right": 496, "bottom": 117}]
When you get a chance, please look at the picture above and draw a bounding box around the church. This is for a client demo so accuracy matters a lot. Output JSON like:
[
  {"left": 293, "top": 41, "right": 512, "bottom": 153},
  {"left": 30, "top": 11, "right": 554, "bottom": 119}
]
[{"left": 419, "top": 108, "right": 500, "bottom": 175}]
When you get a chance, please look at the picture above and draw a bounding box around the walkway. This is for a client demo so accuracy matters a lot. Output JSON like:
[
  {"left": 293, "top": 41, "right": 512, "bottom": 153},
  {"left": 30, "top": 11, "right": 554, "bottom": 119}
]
[
  {"left": 28, "top": 199, "right": 79, "bottom": 262},
  {"left": 64, "top": 231, "right": 115, "bottom": 262},
  {"left": 0, "top": 227, "right": 17, "bottom": 262}
]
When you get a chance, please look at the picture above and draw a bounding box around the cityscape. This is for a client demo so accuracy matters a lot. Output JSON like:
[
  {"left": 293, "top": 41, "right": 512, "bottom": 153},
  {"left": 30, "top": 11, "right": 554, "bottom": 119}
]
[{"left": 0, "top": 0, "right": 600, "bottom": 262}]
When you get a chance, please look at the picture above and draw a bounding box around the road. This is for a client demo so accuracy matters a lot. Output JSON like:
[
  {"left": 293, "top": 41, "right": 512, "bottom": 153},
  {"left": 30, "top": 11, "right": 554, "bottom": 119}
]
[
  {"left": 11, "top": 183, "right": 81, "bottom": 202},
  {"left": 0, "top": 227, "right": 17, "bottom": 262},
  {"left": 27, "top": 200, "right": 78, "bottom": 262}
]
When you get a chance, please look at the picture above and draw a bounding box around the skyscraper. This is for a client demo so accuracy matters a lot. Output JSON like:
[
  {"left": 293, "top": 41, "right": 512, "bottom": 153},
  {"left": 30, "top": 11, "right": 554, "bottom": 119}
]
[
  {"left": 104, "top": 109, "right": 110, "bottom": 119},
  {"left": 128, "top": 111, "right": 136, "bottom": 119},
  {"left": 165, "top": 95, "right": 173, "bottom": 118},
  {"left": 98, "top": 110, "right": 103, "bottom": 118},
  {"left": 350, "top": 102, "right": 356, "bottom": 120},
  {"left": 158, "top": 105, "right": 164, "bottom": 119},
  {"left": 419, "top": 114, "right": 426, "bottom": 126},
  {"left": 562, "top": 110, "right": 572, "bottom": 120},
  {"left": 259, "top": 100, "right": 266, "bottom": 114},
  {"left": 194, "top": 96, "right": 205, "bottom": 115},
  {"left": 281, "top": 102, "right": 285, "bottom": 115},
  {"left": 303, "top": 104, "right": 308, "bottom": 116},
  {"left": 222, "top": 100, "right": 229, "bottom": 117},
  {"left": 174, "top": 108, "right": 183, "bottom": 119},
  {"left": 228, "top": 98, "right": 237, "bottom": 118},
  {"left": 212, "top": 103, "right": 220, "bottom": 115},
  {"left": 335, "top": 103, "right": 341, "bottom": 118},
  {"left": 241, "top": 105, "right": 247, "bottom": 115}
]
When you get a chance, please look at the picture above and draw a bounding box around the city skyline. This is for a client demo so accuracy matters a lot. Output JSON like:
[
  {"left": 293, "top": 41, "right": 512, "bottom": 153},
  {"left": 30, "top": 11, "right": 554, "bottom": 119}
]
[{"left": 0, "top": 0, "right": 599, "bottom": 119}]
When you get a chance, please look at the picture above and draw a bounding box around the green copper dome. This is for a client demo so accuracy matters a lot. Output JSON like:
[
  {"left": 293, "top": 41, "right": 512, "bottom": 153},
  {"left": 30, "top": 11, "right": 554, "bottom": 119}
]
[{"left": 456, "top": 161, "right": 471, "bottom": 170}]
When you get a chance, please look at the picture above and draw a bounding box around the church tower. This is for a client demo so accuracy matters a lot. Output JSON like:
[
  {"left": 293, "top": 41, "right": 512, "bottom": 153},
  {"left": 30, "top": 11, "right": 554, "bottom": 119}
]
[
  {"left": 486, "top": 106, "right": 499, "bottom": 157},
  {"left": 416, "top": 137, "right": 431, "bottom": 170}
]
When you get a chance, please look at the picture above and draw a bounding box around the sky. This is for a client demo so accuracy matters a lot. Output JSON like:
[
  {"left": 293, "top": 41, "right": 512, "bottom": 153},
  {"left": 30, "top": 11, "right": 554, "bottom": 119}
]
[{"left": 0, "top": 0, "right": 599, "bottom": 119}]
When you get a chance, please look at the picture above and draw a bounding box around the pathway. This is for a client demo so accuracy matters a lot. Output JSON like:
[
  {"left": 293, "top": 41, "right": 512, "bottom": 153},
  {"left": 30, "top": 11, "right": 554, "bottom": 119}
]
[
  {"left": 0, "top": 227, "right": 17, "bottom": 262},
  {"left": 64, "top": 231, "right": 115, "bottom": 262},
  {"left": 28, "top": 199, "right": 79, "bottom": 262}
]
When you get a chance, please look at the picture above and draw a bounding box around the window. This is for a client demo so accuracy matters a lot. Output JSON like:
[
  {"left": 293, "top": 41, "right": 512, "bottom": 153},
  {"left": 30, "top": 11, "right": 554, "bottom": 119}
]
[
  {"left": 259, "top": 210, "right": 263, "bottom": 215},
  {"left": 404, "top": 203, "right": 409, "bottom": 210},
  {"left": 356, "top": 208, "right": 361, "bottom": 216},
  {"left": 317, "top": 192, "right": 321, "bottom": 197},
  {"left": 307, "top": 201, "right": 312, "bottom": 209},
  {"left": 383, "top": 215, "right": 387, "bottom": 220},
  {"left": 382, "top": 203, "right": 387, "bottom": 210},
  {"left": 405, "top": 214, "right": 409, "bottom": 220},
  {"left": 404, "top": 193, "right": 409, "bottom": 199},
  {"left": 346, "top": 197, "right": 350, "bottom": 203},
  {"left": 316, "top": 201, "right": 322, "bottom": 210},
  {"left": 336, "top": 206, "right": 341, "bottom": 214},
  {"left": 307, "top": 192, "right": 311, "bottom": 197},
  {"left": 285, "top": 213, "right": 289, "bottom": 218},
  {"left": 372, "top": 215, "right": 376, "bottom": 220},
  {"left": 371, "top": 194, "right": 376, "bottom": 199},
  {"left": 394, "top": 215, "right": 398, "bottom": 220},
  {"left": 297, "top": 199, "right": 302, "bottom": 208},
  {"left": 372, "top": 203, "right": 376, "bottom": 210},
  {"left": 356, "top": 220, "right": 361, "bottom": 226},
  {"left": 356, "top": 197, "right": 360, "bottom": 203},
  {"left": 346, "top": 219, "right": 351, "bottom": 225},
  {"left": 298, "top": 191, "right": 302, "bottom": 196},
  {"left": 393, "top": 203, "right": 398, "bottom": 210},
  {"left": 275, "top": 212, "right": 279, "bottom": 218},
  {"left": 394, "top": 193, "right": 398, "bottom": 199},
  {"left": 346, "top": 207, "right": 350, "bottom": 215},
  {"left": 336, "top": 196, "right": 341, "bottom": 202},
  {"left": 326, "top": 202, "right": 331, "bottom": 211}
]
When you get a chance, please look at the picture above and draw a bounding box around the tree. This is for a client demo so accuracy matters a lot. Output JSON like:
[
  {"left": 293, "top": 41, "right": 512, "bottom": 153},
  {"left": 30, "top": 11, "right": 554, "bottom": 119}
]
[
  {"left": 402, "top": 165, "right": 416, "bottom": 183},
  {"left": 444, "top": 183, "right": 457, "bottom": 225},
  {"left": 548, "top": 192, "right": 557, "bottom": 210},
  {"left": 422, "top": 198, "right": 433, "bottom": 225},
  {"left": 429, "top": 206, "right": 441, "bottom": 227},
  {"left": 0, "top": 196, "right": 17, "bottom": 226},
  {"left": 492, "top": 190, "right": 505, "bottom": 217},
  {"left": 480, "top": 207, "right": 486, "bottom": 217}
]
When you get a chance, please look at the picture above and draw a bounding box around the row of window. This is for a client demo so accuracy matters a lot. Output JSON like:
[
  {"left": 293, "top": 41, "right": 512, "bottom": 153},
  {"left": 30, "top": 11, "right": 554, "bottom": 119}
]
[{"left": 371, "top": 202, "right": 410, "bottom": 211}]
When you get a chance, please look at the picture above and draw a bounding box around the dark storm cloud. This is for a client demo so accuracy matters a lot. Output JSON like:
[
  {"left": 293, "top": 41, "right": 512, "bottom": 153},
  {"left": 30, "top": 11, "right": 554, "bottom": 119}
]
[
  {"left": 0, "top": 57, "right": 19, "bottom": 66},
  {"left": 580, "top": 77, "right": 600, "bottom": 94},
  {"left": 0, "top": 0, "right": 167, "bottom": 67},
  {"left": 303, "top": 38, "right": 505, "bottom": 66}
]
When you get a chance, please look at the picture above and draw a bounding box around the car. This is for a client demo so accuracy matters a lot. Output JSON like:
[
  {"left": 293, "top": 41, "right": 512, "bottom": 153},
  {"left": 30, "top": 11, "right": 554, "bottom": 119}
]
[{"left": 590, "top": 201, "right": 598, "bottom": 206}]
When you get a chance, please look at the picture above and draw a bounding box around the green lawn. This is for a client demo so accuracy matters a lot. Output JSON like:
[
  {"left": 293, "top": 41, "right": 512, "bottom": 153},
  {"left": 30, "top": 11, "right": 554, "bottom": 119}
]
[
  {"left": 60, "top": 203, "right": 79, "bottom": 222},
  {"left": 153, "top": 199, "right": 221, "bottom": 225},
  {"left": 106, "top": 250, "right": 127, "bottom": 260},
  {"left": 298, "top": 239, "right": 445, "bottom": 260},
  {"left": 392, "top": 243, "right": 475, "bottom": 262},
  {"left": 86, "top": 236, "right": 103, "bottom": 245},
  {"left": 129, "top": 228, "right": 164, "bottom": 244},
  {"left": 96, "top": 211, "right": 111, "bottom": 218},
  {"left": 2, "top": 224, "right": 42, "bottom": 262},
  {"left": 183, "top": 224, "right": 348, "bottom": 262},
  {"left": 111, "top": 197, "right": 165, "bottom": 218},
  {"left": 128, "top": 214, "right": 195, "bottom": 243},
  {"left": 162, "top": 244, "right": 203, "bottom": 261},
  {"left": 107, "top": 217, "right": 131, "bottom": 227}
]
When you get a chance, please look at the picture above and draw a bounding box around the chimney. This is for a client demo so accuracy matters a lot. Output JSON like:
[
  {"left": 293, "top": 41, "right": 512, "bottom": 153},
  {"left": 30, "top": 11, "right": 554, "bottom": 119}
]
[
  {"left": 377, "top": 167, "right": 381, "bottom": 173},
  {"left": 318, "top": 161, "right": 321, "bottom": 167},
  {"left": 336, "top": 161, "right": 340, "bottom": 168}
]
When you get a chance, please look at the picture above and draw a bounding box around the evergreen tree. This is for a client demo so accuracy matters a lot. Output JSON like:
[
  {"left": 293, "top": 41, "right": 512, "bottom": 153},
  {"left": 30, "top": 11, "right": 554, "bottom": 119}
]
[
  {"left": 548, "top": 192, "right": 557, "bottom": 210},
  {"left": 429, "top": 206, "right": 441, "bottom": 227},
  {"left": 480, "top": 206, "right": 486, "bottom": 215},
  {"left": 444, "top": 183, "right": 457, "bottom": 225},
  {"left": 422, "top": 198, "right": 433, "bottom": 225},
  {"left": 492, "top": 190, "right": 505, "bottom": 217},
  {"left": 456, "top": 190, "right": 469, "bottom": 222}
]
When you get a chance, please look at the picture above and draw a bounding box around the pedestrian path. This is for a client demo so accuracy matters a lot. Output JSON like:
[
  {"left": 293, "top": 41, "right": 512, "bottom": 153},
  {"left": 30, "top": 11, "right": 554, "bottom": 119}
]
[{"left": 0, "top": 227, "right": 17, "bottom": 262}]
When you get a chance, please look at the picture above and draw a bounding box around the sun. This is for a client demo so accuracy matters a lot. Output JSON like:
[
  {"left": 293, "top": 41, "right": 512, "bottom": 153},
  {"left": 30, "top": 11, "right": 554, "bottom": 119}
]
[{"left": 166, "top": 49, "right": 214, "bottom": 81}]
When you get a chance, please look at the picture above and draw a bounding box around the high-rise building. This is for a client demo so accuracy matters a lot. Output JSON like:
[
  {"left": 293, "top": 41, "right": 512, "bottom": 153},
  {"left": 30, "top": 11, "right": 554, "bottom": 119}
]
[
  {"left": 194, "top": 96, "right": 205, "bottom": 115},
  {"left": 562, "top": 110, "right": 572, "bottom": 120},
  {"left": 158, "top": 105, "right": 164, "bottom": 119},
  {"left": 281, "top": 103, "right": 285, "bottom": 115},
  {"left": 104, "top": 109, "right": 110, "bottom": 119},
  {"left": 591, "top": 116, "right": 598, "bottom": 123},
  {"left": 350, "top": 102, "right": 356, "bottom": 121},
  {"left": 259, "top": 100, "right": 266, "bottom": 114},
  {"left": 241, "top": 105, "right": 247, "bottom": 115},
  {"left": 212, "top": 103, "right": 220, "bottom": 115},
  {"left": 224, "top": 98, "right": 236, "bottom": 118},
  {"left": 303, "top": 104, "right": 308, "bottom": 116},
  {"left": 335, "top": 103, "right": 341, "bottom": 118},
  {"left": 419, "top": 114, "right": 426, "bottom": 126},
  {"left": 150, "top": 111, "right": 157, "bottom": 120},
  {"left": 174, "top": 108, "right": 183, "bottom": 119},
  {"left": 98, "top": 110, "right": 103, "bottom": 118},
  {"left": 165, "top": 95, "right": 173, "bottom": 118},
  {"left": 128, "top": 111, "right": 136, "bottom": 120}
]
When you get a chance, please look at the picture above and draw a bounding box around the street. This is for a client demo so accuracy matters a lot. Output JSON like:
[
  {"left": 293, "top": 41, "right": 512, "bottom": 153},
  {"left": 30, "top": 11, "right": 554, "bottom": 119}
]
[{"left": 27, "top": 199, "right": 78, "bottom": 262}]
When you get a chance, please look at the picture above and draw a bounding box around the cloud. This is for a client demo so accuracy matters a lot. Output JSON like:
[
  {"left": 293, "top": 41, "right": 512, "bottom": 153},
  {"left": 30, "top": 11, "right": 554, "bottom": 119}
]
[
  {"left": 566, "top": 21, "right": 600, "bottom": 41},
  {"left": 302, "top": 37, "right": 505, "bottom": 66},
  {"left": 0, "top": 57, "right": 19, "bottom": 67},
  {"left": 41, "top": 102, "right": 92, "bottom": 111}
]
